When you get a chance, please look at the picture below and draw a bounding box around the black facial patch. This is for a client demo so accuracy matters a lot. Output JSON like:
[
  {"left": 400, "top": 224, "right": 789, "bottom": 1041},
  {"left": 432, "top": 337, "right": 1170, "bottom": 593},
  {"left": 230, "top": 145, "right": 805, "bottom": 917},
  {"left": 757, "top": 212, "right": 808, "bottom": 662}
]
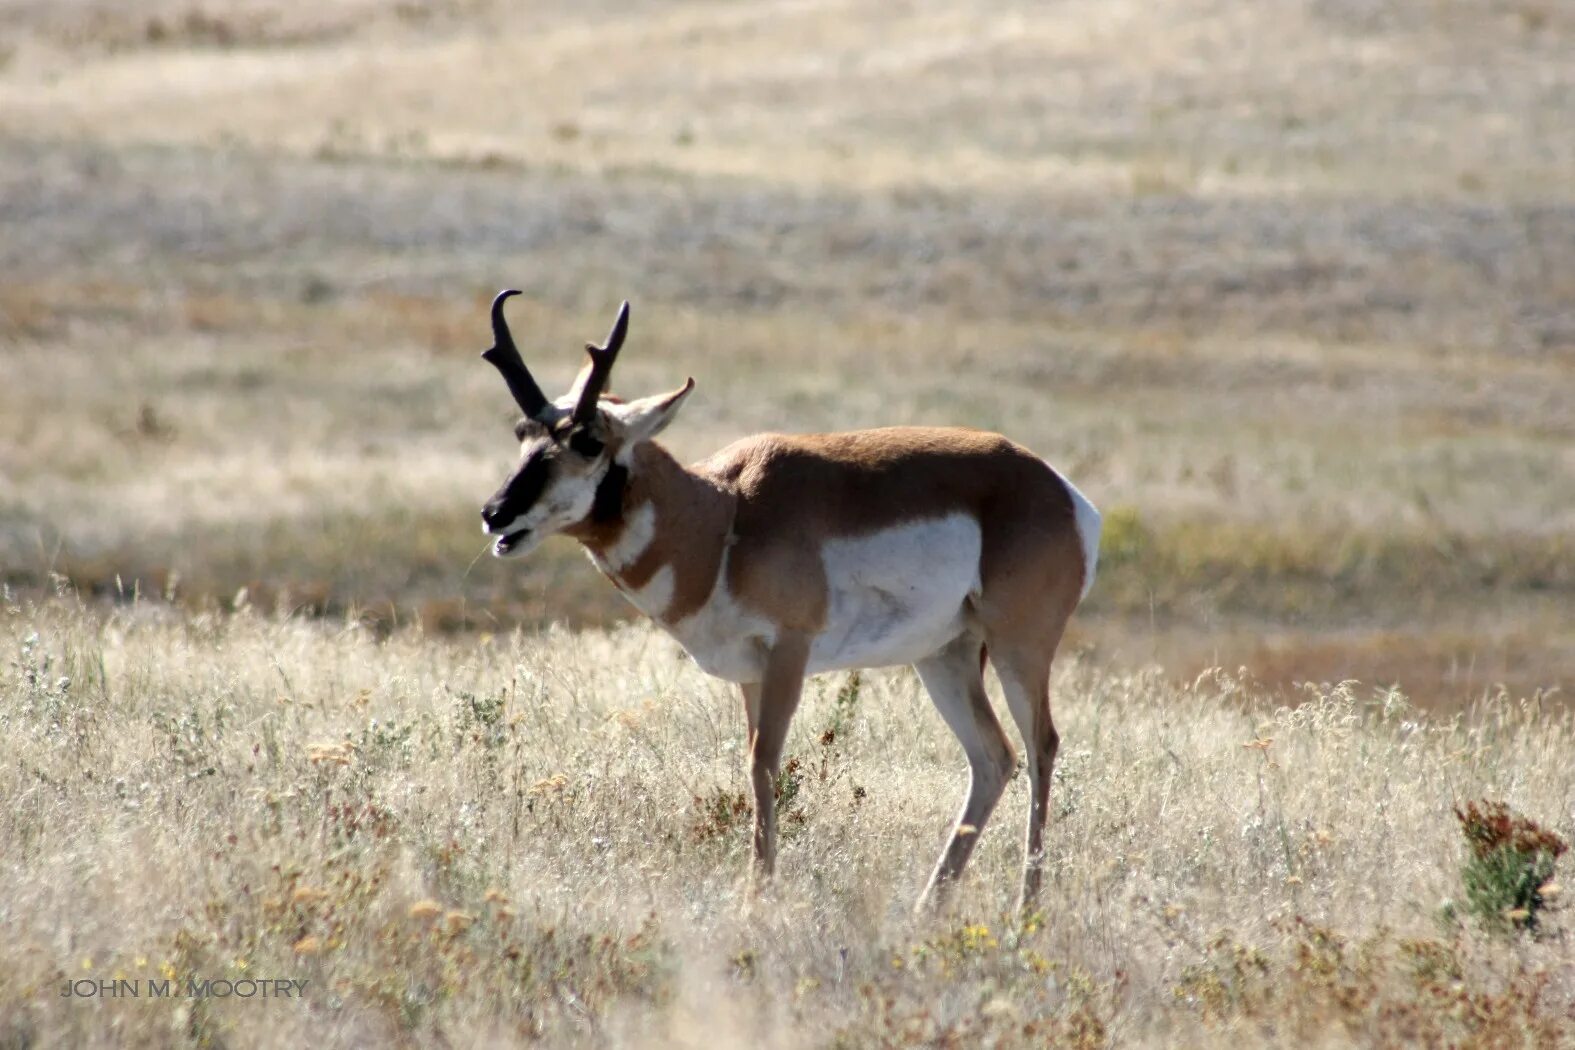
[
  {"left": 591, "top": 462, "right": 627, "bottom": 524},
  {"left": 487, "top": 453, "right": 550, "bottom": 524},
  {"left": 568, "top": 430, "right": 605, "bottom": 458}
]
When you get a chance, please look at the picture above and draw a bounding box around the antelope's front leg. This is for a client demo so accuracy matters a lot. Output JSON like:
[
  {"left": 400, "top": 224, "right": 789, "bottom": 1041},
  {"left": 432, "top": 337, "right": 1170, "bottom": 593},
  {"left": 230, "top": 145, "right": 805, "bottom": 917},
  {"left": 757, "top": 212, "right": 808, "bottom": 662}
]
[{"left": 740, "top": 632, "right": 811, "bottom": 878}]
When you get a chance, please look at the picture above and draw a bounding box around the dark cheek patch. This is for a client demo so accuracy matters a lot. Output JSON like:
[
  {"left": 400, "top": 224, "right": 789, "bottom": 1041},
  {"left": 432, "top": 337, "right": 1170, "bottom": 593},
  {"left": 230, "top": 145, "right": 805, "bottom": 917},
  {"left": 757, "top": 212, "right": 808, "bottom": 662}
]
[{"left": 591, "top": 463, "right": 628, "bottom": 524}]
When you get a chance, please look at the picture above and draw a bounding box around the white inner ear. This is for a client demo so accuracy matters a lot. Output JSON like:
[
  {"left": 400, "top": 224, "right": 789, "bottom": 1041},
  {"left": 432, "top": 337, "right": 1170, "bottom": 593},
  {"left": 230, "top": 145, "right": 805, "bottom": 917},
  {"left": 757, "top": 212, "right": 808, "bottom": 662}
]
[{"left": 607, "top": 380, "right": 695, "bottom": 451}]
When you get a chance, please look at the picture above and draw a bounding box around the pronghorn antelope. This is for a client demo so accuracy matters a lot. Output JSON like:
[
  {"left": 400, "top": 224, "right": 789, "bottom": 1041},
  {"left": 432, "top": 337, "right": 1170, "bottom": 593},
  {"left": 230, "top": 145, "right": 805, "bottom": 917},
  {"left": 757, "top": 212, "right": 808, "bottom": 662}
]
[{"left": 479, "top": 291, "right": 1101, "bottom": 907}]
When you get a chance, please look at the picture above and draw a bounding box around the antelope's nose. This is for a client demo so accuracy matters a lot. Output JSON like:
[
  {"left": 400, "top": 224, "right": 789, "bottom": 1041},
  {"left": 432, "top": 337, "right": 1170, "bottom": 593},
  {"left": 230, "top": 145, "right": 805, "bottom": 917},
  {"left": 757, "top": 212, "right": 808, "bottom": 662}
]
[{"left": 481, "top": 501, "right": 512, "bottom": 532}]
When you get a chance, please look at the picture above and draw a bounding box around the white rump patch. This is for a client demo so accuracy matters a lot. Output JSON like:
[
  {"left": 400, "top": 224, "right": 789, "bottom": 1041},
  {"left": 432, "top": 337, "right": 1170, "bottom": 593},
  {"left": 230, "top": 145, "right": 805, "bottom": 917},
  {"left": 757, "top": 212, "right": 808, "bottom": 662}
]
[
  {"left": 808, "top": 513, "right": 982, "bottom": 673},
  {"left": 1060, "top": 473, "right": 1101, "bottom": 601}
]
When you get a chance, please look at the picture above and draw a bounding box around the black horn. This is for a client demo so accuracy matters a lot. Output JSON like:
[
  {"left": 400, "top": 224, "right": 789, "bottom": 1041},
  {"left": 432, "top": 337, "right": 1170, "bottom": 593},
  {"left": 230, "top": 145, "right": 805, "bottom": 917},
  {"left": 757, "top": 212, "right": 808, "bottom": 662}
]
[
  {"left": 572, "top": 301, "right": 630, "bottom": 425},
  {"left": 481, "top": 289, "right": 553, "bottom": 421}
]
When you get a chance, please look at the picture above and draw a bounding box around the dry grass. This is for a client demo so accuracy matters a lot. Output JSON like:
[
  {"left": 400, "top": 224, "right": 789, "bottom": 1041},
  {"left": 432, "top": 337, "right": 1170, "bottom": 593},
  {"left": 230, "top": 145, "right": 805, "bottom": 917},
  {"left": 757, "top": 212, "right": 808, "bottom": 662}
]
[
  {"left": 2, "top": 594, "right": 1572, "bottom": 1047},
  {"left": 5, "top": 0, "right": 1573, "bottom": 202}
]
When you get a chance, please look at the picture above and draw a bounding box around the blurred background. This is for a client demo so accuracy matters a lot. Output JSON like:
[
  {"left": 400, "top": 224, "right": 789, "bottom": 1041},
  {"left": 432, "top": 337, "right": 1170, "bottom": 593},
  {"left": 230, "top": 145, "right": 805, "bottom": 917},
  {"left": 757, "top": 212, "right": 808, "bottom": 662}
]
[{"left": 1, "top": 0, "right": 1570, "bottom": 708}]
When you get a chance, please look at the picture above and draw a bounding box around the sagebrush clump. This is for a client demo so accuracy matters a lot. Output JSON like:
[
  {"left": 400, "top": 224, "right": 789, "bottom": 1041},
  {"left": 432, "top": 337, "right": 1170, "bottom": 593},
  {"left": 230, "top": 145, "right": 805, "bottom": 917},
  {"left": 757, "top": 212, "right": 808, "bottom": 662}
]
[{"left": 1454, "top": 800, "right": 1567, "bottom": 931}]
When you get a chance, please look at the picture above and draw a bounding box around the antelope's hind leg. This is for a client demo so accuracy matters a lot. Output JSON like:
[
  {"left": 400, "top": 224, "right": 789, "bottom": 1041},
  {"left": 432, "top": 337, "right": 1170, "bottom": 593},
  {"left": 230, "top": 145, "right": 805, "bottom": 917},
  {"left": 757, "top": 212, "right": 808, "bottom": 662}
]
[
  {"left": 990, "top": 639, "right": 1064, "bottom": 912},
  {"left": 914, "top": 633, "right": 1016, "bottom": 908}
]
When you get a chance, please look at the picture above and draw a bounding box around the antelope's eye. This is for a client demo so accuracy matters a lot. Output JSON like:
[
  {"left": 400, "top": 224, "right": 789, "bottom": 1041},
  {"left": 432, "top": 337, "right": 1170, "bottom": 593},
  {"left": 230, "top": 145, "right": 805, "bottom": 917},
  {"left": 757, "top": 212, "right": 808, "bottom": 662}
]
[
  {"left": 513, "top": 419, "right": 532, "bottom": 441},
  {"left": 568, "top": 431, "right": 605, "bottom": 458}
]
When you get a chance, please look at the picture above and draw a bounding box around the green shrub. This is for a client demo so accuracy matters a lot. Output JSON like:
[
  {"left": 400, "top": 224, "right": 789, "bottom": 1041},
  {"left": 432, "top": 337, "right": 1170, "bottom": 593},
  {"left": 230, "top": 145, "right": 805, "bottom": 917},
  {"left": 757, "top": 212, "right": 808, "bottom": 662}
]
[{"left": 1454, "top": 800, "right": 1567, "bottom": 932}]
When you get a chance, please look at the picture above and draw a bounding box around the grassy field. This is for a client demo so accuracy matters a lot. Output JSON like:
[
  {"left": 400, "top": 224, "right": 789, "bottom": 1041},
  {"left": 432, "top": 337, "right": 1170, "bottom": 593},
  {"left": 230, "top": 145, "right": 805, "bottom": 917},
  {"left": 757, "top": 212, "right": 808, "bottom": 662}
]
[
  {"left": 3, "top": 596, "right": 1572, "bottom": 1046},
  {"left": 1, "top": 0, "right": 1573, "bottom": 1044}
]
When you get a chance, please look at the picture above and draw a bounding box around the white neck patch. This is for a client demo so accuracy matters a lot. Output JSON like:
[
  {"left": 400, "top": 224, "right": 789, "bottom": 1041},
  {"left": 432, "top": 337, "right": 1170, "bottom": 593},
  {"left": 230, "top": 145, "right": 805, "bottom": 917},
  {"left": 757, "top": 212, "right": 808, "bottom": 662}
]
[{"left": 590, "top": 501, "right": 658, "bottom": 575}]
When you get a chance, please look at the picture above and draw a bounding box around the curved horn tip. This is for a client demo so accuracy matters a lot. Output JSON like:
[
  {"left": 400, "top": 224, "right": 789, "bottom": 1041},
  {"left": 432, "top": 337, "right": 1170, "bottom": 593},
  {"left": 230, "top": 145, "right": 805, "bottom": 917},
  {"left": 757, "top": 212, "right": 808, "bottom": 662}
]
[
  {"left": 490, "top": 288, "right": 523, "bottom": 318},
  {"left": 485, "top": 288, "right": 525, "bottom": 358}
]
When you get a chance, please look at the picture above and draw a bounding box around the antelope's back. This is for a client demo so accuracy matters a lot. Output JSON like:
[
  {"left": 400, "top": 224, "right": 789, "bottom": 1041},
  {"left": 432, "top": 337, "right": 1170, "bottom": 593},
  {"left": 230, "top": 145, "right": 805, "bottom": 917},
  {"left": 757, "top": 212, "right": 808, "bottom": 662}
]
[{"left": 696, "top": 425, "right": 1075, "bottom": 538}]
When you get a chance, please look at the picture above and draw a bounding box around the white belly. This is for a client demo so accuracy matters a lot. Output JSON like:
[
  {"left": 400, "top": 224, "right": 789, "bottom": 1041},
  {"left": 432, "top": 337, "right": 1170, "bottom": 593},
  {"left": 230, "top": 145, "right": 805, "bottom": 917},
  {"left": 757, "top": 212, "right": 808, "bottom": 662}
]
[
  {"left": 807, "top": 513, "right": 981, "bottom": 673},
  {"left": 663, "top": 514, "right": 982, "bottom": 683}
]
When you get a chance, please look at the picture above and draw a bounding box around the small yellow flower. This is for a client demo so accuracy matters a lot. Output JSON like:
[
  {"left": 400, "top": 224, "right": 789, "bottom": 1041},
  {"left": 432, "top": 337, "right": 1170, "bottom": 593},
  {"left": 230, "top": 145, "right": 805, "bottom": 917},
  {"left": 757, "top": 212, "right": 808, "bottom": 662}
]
[
  {"left": 1021, "top": 950, "right": 1052, "bottom": 975},
  {"left": 408, "top": 899, "right": 443, "bottom": 921},
  {"left": 530, "top": 774, "right": 569, "bottom": 795},
  {"left": 160, "top": 962, "right": 177, "bottom": 981},
  {"left": 307, "top": 741, "right": 353, "bottom": 766},
  {"left": 80, "top": 958, "right": 92, "bottom": 971}
]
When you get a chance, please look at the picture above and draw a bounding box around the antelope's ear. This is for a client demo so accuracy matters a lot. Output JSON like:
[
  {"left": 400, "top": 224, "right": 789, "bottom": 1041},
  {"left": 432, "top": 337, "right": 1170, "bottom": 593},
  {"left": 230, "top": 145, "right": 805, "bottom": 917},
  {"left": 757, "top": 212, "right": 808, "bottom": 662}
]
[{"left": 609, "top": 379, "right": 695, "bottom": 446}]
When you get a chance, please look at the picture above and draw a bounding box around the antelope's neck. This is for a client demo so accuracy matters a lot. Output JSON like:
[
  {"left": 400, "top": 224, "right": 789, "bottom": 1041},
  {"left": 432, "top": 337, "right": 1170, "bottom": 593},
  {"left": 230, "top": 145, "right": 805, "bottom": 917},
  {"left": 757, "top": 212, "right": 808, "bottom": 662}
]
[{"left": 568, "top": 443, "right": 733, "bottom": 624}]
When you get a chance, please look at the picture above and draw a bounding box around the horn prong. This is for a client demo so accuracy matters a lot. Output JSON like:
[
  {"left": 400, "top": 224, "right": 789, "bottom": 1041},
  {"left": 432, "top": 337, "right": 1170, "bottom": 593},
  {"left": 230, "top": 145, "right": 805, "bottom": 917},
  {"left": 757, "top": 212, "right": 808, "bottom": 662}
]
[{"left": 572, "top": 301, "right": 631, "bottom": 424}]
